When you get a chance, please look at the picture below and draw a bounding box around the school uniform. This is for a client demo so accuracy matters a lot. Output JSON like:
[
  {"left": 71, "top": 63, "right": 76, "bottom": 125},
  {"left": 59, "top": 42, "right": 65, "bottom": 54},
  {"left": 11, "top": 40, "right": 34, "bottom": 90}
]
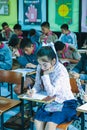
[
  {"left": 72, "top": 53, "right": 87, "bottom": 81},
  {"left": 39, "top": 31, "right": 58, "bottom": 44},
  {"left": 59, "top": 31, "right": 78, "bottom": 48},
  {"left": 32, "top": 62, "right": 77, "bottom": 124},
  {"left": 1, "top": 28, "right": 13, "bottom": 41},
  {"left": 58, "top": 44, "right": 81, "bottom": 60},
  {"left": 17, "top": 42, "right": 41, "bottom": 67},
  {"left": 0, "top": 43, "right": 12, "bottom": 70}
]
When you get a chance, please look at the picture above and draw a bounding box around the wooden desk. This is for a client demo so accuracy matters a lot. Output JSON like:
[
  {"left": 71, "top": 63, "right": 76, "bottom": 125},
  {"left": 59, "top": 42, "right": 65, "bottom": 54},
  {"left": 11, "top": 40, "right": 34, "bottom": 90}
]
[
  {"left": 18, "top": 93, "right": 55, "bottom": 104},
  {"left": 76, "top": 103, "right": 87, "bottom": 130},
  {"left": 18, "top": 92, "right": 55, "bottom": 130},
  {"left": 0, "top": 97, "right": 21, "bottom": 130},
  {"left": 12, "top": 68, "right": 36, "bottom": 79},
  {"left": 77, "top": 103, "right": 87, "bottom": 113}
]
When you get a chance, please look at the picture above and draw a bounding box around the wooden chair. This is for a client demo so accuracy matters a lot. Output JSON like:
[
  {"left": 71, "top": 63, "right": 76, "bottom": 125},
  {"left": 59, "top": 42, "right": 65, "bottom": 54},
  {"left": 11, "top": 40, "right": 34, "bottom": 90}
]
[
  {"left": 0, "top": 70, "right": 25, "bottom": 130},
  {"left": 0, "top": 96, "right": 21, "bottom": 130},
  {"left": 0, "top": 70, "right": 24, "bottom": 98},
  {"left": 56, "top": 78, "right": 79, "bottom": 130}
]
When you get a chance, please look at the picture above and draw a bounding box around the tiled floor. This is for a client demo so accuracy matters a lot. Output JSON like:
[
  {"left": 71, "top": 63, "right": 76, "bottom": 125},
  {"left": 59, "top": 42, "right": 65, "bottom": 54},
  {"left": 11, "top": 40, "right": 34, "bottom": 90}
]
[{"left": 0, "top": 85, "right": 79, "bottom": 130}]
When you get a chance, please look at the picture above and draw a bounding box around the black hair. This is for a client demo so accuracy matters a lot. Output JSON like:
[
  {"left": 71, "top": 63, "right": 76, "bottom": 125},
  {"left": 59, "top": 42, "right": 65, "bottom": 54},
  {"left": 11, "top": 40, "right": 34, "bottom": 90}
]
[
  {"left": 13, "top": 24, "right": 21, "bottom": 30},
  {"left": 54, "top": 41, "right": 65, "bottom": 51},
  {"left": 41, "top": 22, "right": 50, "bottom": 28},
  {"left": 61, "top": 24, "right": 68, "bottom": 30},
  {"left": 2, "top": 22, "right": 8, "bottom": 28},
  {"left": 37, "top": 46, "right": 56, "bottom": 61},
  {"left": 28, "top": 29, "right": 36, "bottom": 36},
  {"left": 8, "top": 34, "right": 19, "bottom": 47},
  {"left": 20, "top": 38, "right": 33, "bottom": 49}
]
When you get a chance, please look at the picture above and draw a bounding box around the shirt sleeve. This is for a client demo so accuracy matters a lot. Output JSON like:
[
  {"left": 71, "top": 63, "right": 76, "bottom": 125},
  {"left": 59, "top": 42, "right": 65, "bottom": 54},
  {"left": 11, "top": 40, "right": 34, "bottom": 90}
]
[
  {"left": 72, "top": 50, "right": 81, "bottom": 60},
  {"left": 71, "top": 33, "right": 78, "bottom": 48},
  {"left": 32, "top": 65, "right": 42, "bottom": 93},
  {"left": 72, "top": 55, "right": 84, "bottom": 73},
  {"left": 17, "top": 55, "right": 29, "bottom": 67},
  {"left": 41, "top": 68, "right": 70, "bottom": 97},
  {"left": 0, "top": 47, "right": 12, "bottom": 70}
]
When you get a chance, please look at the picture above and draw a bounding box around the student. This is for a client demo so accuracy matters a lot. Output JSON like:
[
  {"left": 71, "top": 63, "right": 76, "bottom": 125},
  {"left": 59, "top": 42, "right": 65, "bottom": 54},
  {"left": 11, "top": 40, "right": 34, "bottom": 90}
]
[
  {"left": 13, "top": 24, "right": 23, "bottom": 39},
  {"left": 70, "top": 52, "right": 87, "bottom": 82},
  {"left": 14, "top": 38, "right": 41, "bottom": 94},
  {"left": 1, "top": 22, "right": 13, "bottom": 41},
  {"left": 8, "top": 34, "right": 23, "bottom": 56},
  {"left": 14, "top": 38, "right": 41, "bottom": 68},
  {"left": 0, "top": 40, "right": 12, "bottom": 70},
  {"left": 54, "top": 41, "right": 81, "bottom": 68},
  {"left": 39, "top": 21, "right": 58, "bottom": 44},
  {"left": 28, "top": 29, "right": 41, "bottom": 43},
  {"left": 27, "top": 46, "right": 77, "bottom": 130},
  {"left": 59, "top": 24, "right": 78, "bottom": 48}
]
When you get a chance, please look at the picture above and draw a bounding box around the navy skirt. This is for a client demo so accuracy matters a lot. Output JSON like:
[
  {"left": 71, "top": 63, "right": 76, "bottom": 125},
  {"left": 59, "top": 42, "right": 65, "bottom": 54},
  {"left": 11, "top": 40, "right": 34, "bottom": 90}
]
[{"left": 34, "top": 99, "right": 78, "bottom": 124}]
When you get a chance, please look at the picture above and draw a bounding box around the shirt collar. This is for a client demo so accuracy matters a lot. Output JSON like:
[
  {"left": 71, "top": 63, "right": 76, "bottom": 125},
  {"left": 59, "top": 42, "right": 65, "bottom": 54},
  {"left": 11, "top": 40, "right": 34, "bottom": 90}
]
[{"left": 0, "top": 43, "right": 4, "bottom": 49}]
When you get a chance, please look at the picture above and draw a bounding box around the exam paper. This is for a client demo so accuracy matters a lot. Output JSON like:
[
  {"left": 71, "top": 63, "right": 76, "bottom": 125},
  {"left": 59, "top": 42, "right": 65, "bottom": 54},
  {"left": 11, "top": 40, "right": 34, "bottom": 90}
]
[
  {"left": 12, "top": 68, "right": 35, "bottom": 78},
  {"left": 23, "top": 91, "right": 47, "bottom": 100}
]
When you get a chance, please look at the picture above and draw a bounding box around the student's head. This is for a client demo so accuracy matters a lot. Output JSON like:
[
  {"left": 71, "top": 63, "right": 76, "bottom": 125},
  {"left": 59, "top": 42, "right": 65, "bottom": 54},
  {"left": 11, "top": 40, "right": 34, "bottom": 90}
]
[
  {"left": 61, "top": 24, "right": 69, "bottom": 34},
  {"left": 9, "top": 34, "right": 20, "bottom": 48},
  {"left": 28, "top": 29, "right": 36, "bottom": 37},
  {"left": 13, "top": 24, "right": 22, "bottom": 36},
  {"left": 37, "top": 46, "right": 56, "bottom": 71},
  {"left": 20, "top": 38, "right": 35, "bottom": 55},
  {"left": 2, "top": 22, "right": 9, "bottom": 31},
  {"left": 54, "top": 41, "right": 65, "bottom": 54},
  {"left": 41, "top": 22, "right": 50, "bottom": 35}
]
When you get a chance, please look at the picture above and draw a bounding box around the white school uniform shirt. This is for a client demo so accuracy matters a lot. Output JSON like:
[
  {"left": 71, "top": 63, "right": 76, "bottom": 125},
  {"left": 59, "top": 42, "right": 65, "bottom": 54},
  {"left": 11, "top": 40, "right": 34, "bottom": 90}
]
[{"left": 32, "top": 62, "right": 75, "bottom": 103}]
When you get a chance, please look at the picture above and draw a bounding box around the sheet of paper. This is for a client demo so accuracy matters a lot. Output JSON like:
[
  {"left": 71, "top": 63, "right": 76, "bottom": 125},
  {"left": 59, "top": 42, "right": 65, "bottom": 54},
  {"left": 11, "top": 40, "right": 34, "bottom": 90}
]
[
  {"left": 77, "top": 103, "right": 87, "bottom": 112},
  {"left": 12, "top": 68, "right": 36, "bottom": 78},
  {"left": 23, "top": 91, "right": 47, "bottom": 100}
]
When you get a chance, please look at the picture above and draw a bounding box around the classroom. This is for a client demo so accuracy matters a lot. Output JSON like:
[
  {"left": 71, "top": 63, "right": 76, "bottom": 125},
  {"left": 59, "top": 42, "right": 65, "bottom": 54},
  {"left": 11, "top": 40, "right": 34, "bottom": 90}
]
[{"left": 0, "top": 0, "right": 87, "bottom": 130}]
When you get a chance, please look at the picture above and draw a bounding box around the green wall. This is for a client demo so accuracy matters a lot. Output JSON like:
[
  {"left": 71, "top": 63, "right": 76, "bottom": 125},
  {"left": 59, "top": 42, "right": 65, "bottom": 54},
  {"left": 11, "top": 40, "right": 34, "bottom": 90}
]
[
  {"left": 48, "top": 0, "right": 79, "bottom": 32},
  {"left": 0, "top": 0, "right": 17, "bottom": 30}
]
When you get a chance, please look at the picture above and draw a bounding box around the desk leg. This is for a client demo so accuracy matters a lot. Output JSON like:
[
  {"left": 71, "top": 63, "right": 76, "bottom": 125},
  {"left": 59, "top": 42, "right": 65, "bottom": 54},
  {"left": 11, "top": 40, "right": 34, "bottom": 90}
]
[
  {"left": 81, "top": 113, "right": 85, "bottom": 130},
  {"left": 20, "top": 100, "right": 25, "bottom": 130},
  {"left": 1, "top": 114, "right": 4, "bottom": 130},
  {"left": 29, "top": 101, "right": 33, "bottom": 130}
]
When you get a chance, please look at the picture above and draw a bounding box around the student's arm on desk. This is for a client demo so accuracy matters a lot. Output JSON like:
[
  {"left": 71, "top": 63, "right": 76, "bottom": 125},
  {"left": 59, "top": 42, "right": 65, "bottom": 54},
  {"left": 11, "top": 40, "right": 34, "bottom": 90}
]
[
  {"left": 60, "top": 58, "right": 79, "bottom": 64},
  {"left": 19, "top": 92, "right": 55, "bottom": 103},
  {"left": 65, "top": 58, "right": 80, "bottom": 64}
]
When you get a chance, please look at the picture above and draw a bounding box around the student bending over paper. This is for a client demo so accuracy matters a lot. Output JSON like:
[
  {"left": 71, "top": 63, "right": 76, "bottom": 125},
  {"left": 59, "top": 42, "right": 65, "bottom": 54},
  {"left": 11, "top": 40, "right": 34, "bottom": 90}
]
[{"left": 27, "top": 46, "right": 77, "bottom": 130}]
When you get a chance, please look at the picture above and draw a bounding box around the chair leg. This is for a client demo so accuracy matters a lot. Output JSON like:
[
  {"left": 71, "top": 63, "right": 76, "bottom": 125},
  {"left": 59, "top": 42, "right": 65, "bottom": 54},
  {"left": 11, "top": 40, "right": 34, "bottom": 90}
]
[{"left": 1, "top": 113, "right": 4, "bottom": 130}]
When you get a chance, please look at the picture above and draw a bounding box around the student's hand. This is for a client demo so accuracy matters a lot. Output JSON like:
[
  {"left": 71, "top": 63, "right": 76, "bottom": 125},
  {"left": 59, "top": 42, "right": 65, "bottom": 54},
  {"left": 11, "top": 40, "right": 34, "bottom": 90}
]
[
  {"left": 26, "top": 63, "right": 36, "bottom": 68},
  {"left": 27, "top": 89, "right": 34, "bottom": 97},
  {"left": 13, "top": 49, "right": 20, "bottom": 57},
  {"left": 43, "top": 66, "right": 54, "bottom": 75}
]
